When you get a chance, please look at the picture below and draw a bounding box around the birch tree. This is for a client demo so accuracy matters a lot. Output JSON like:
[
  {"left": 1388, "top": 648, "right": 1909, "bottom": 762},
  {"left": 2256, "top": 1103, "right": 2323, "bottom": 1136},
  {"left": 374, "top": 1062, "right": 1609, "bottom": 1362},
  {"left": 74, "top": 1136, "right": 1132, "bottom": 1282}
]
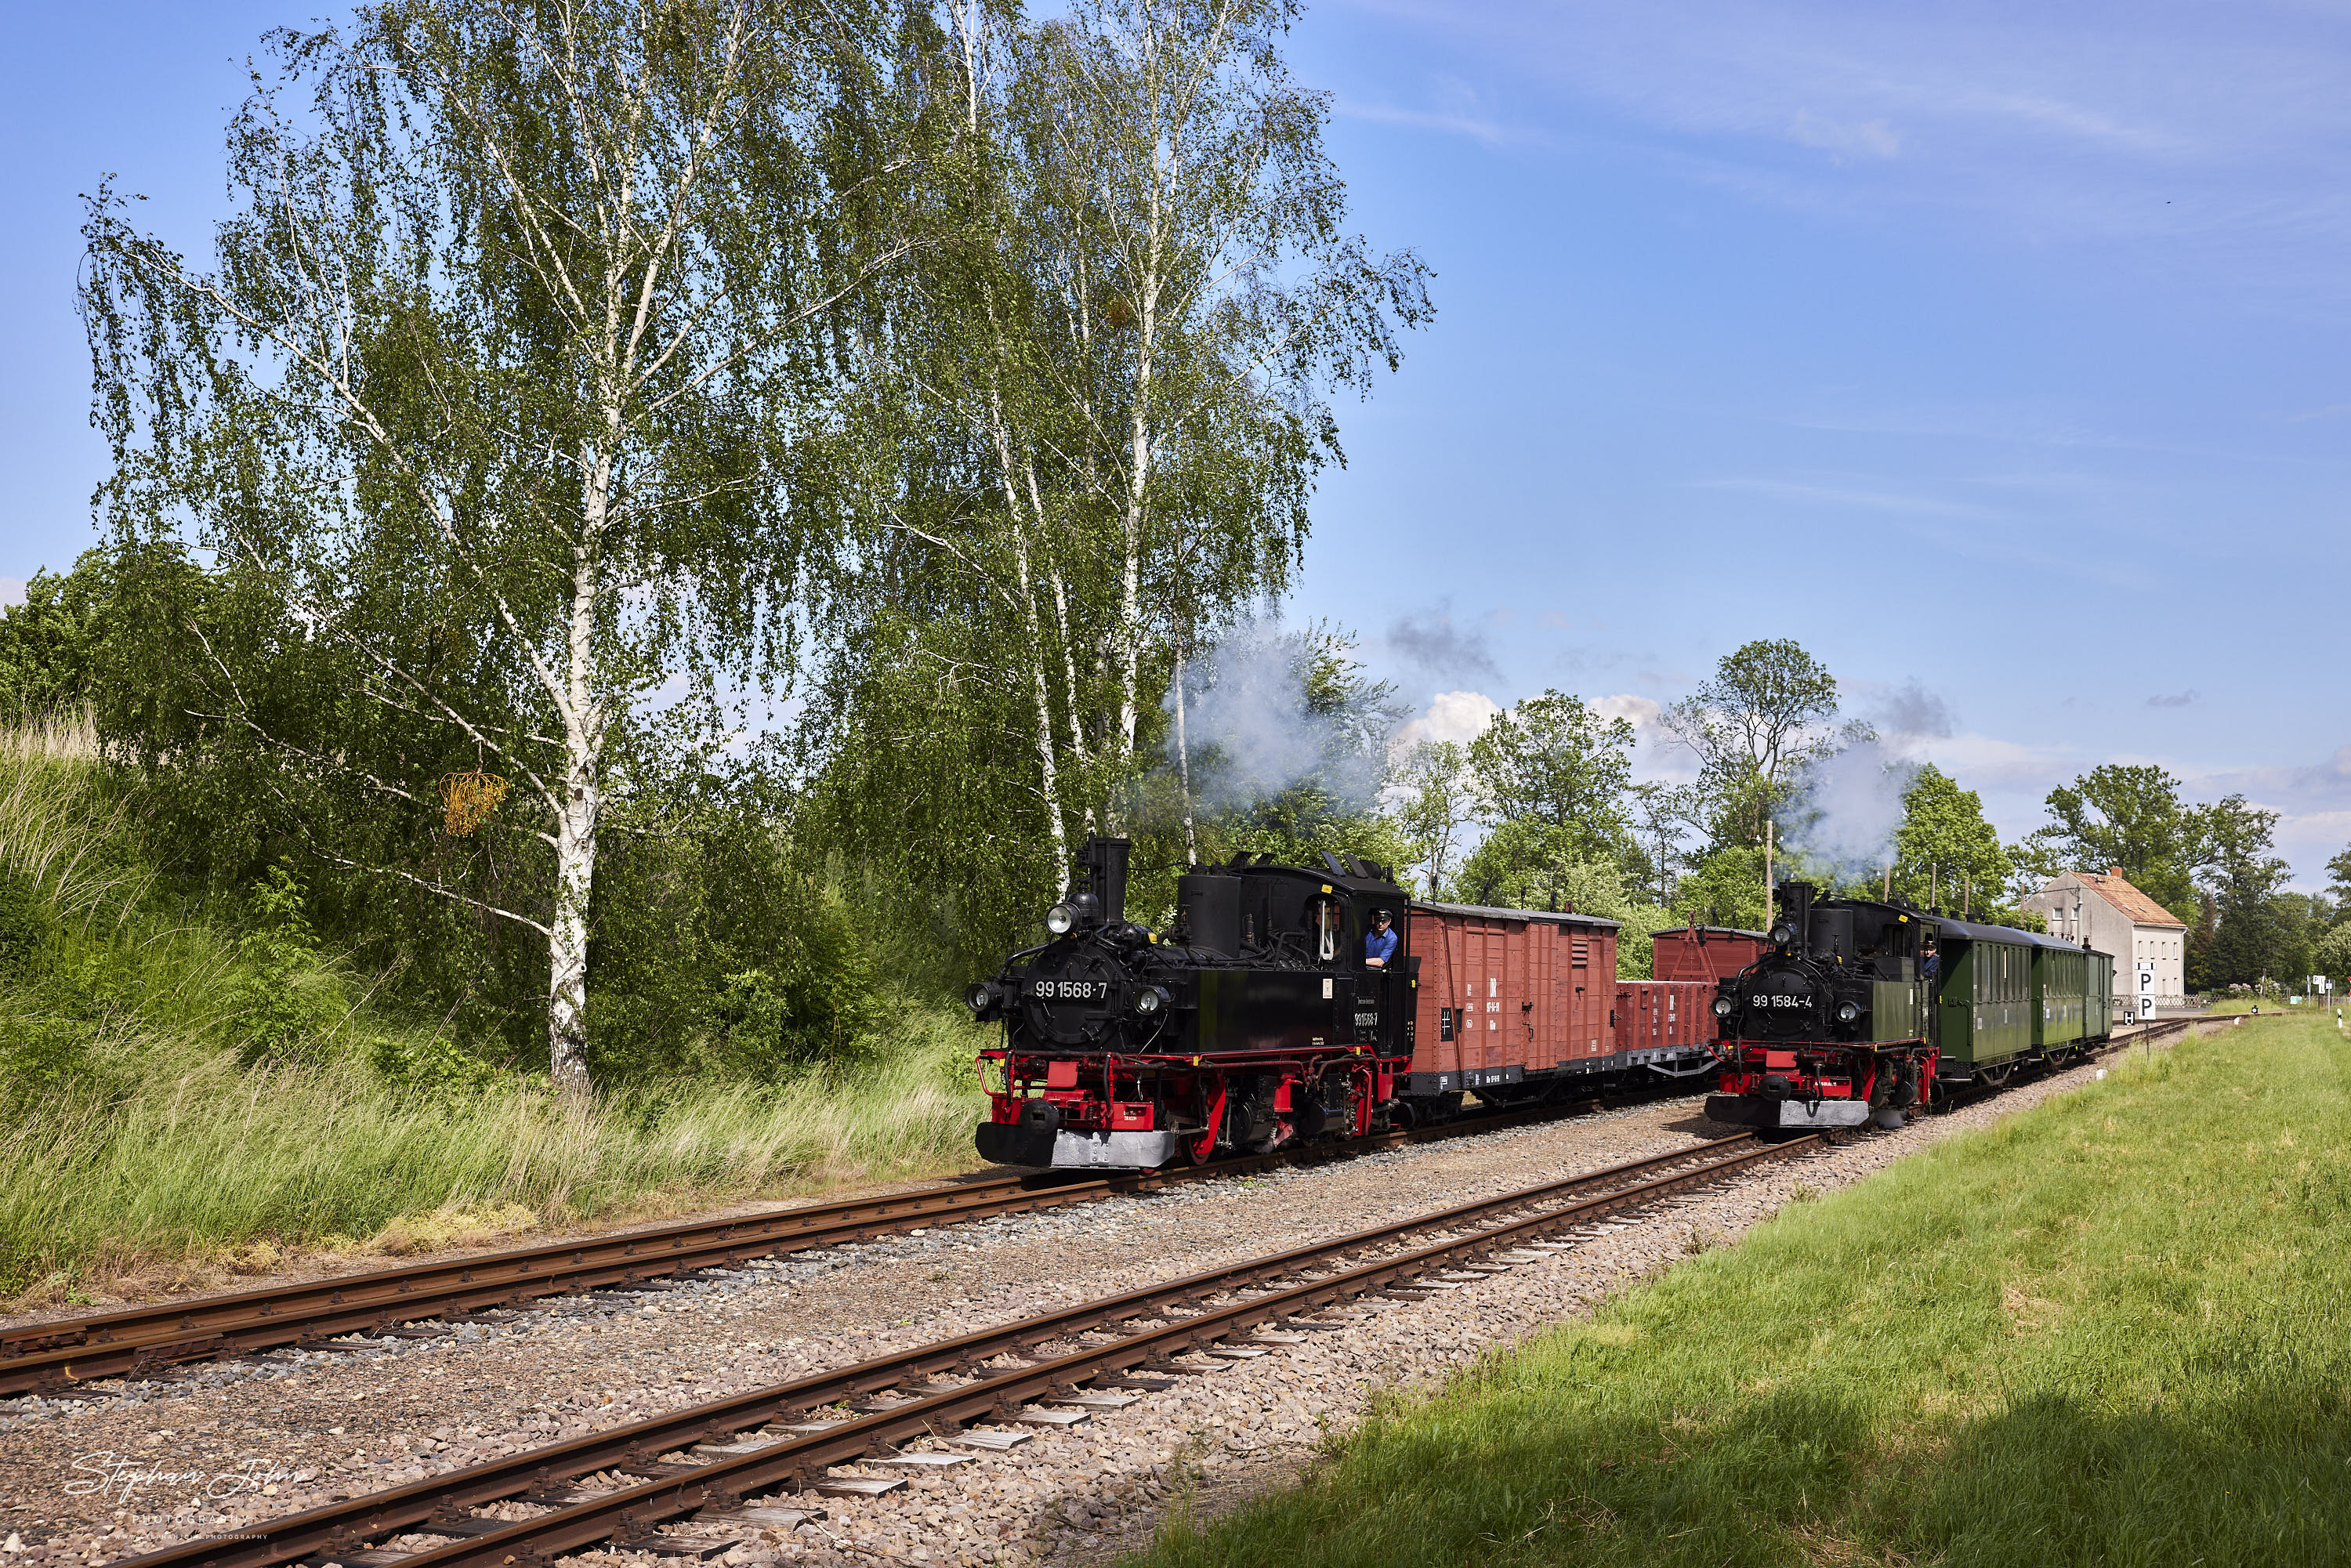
[
  {"left": 815, "top": 0, "right": 1429, "bottom": 929},
  {"left": 1016, "top": 0, "right": 1431, "bottom": 820},
  {"left": 82, "top": 0, "right": 900, "bottom": 1098}
]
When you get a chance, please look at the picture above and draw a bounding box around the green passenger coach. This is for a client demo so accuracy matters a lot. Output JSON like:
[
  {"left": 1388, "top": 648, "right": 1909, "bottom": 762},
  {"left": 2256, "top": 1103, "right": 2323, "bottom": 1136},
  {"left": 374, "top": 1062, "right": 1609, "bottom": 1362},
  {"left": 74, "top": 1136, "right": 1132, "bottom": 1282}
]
[{"left": 1930, "top": 918, "right": 2114, "bottom": 1086}]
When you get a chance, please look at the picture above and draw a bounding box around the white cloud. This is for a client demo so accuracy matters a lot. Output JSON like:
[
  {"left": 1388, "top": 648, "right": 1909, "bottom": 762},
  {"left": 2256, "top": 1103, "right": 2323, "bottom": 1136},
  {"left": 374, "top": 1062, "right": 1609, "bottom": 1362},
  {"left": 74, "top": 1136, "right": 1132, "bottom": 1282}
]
[
  {"left": 1592, "top": 692, "right": 1661, "bottom": 730},
  {"left": 1338, "top": 98, "right": 1542, "bottom": 148},
  {"left": 1395, "top": 690, "right": 1502, "bottom": 750},
  {"left": 1590, "top": 692, "right": 1707, "bottom": 785}
]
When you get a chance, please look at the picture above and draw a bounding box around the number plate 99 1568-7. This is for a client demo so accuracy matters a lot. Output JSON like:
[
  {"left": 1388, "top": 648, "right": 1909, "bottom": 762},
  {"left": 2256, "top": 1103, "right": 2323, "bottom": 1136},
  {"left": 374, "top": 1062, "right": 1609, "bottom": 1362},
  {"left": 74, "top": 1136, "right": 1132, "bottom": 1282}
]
[{"left": 1033, "top": 980, "right": 1110, "bottom": 1001}]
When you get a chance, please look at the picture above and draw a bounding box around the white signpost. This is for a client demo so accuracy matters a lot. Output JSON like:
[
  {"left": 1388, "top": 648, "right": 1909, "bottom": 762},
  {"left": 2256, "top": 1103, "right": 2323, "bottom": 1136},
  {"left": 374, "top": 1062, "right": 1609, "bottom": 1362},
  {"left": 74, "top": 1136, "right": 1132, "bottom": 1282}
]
[{"left": 2138, "top": 961, "right": 2157, "bottom": 1019}]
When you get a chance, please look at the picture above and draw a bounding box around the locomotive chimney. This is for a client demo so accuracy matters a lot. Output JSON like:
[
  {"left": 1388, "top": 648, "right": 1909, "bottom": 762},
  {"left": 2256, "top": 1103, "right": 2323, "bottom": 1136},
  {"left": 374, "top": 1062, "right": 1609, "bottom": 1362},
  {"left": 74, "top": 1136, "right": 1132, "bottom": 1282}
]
[
  {"left": 1076, "top": 836, "right": 1131, "bottom": 925},
  {"left": 1777, "top": 879, "right": 1817, "bottom": 950}
]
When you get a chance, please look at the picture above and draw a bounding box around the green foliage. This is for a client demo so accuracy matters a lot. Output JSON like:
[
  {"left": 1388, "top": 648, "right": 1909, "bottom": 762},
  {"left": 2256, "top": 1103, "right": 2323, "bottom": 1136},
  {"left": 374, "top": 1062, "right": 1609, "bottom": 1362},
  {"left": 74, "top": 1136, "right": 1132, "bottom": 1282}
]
[
  {"left": 2313, "top": 922, "right": 2351, "bottom": 980},
  {"left": 1465, "top": 690, "right": 1636, "bottom": 866},
  {"left": 2028, "top": 763, "right": 2205, "bottom": 917},
  {"left": 0, "top": 867, "right": 61, "bottom": 981},
  {"left": 223, "top": 867, "right": 342, "bottom": 1065},
  {"left": 811, "top": 0, "right": 1427, "bottom": 958},
  {"left": 81, "top": 2, "right": 890, "bottom": 1093},
  {"left": 704, "top": 885, "right": 885, "bottom": 1073},
  {"left": 1387, "top": 740, "right": 1473, "bottom": 898},
  {"left": 365, "top": 1030, "right": 511, "bottom": 1096},
  {"left": 1668, "top": 845, "right": 1769, "bottom": 932},
  {"left": 1662, "top": 639, "right": 1840, "bottom": 850},
  {"left": 0, "top": 569, "right": 96, "bottom": 722},
  {"left": 1131, "top": 1019, "right": 2351, "bottom": 1568},
  {"left": 1892, "top": 763, "right": 2016, "bottom": 917},
  {"left": 2204, "top": 795, "right": 2295, "bottom": 987}
]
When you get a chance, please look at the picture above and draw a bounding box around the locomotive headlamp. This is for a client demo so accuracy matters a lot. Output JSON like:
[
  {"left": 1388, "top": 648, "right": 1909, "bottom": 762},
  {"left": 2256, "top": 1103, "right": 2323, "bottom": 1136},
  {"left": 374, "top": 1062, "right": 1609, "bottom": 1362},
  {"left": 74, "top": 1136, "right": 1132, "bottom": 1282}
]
[
  {"left": 1045, "top": 903, "right": 1076, "bottom": 936},
  {"left": 1712, "top": 995, "right": 1734, "bottom": 1019},
  {"left": 1067, "top": 890, "right": 1102, "bottom": 922},
  {"left": 1770, "top": 922, "right": 1797, "bottom": 947},
  {"left": 1132, "top": 985, "right": 1171, "bottom": 1016},
  {"left": 965, "top": 980, "right": 1004, "bottom": 1018},
  {"left": 1836, "top": 1001, "right": 1860, "bottom": 1023}
]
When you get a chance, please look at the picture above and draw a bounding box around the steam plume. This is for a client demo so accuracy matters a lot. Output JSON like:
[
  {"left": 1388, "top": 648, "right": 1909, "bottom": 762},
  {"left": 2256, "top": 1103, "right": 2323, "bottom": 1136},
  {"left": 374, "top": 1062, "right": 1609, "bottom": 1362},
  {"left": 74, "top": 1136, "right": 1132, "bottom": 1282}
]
[
  {"left": 1776, "top": 740, "right": 1918, "bottom": 887},
  {"left": 1172, "top": 620, "right": 1393, "bottom": 813}
]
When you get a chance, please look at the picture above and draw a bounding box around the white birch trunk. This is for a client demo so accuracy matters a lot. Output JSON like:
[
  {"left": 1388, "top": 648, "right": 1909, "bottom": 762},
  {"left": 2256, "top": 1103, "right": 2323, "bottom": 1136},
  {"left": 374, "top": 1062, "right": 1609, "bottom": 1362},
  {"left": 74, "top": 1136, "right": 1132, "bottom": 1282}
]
[
  {"left": 1012, "top": 527, "right": 1070, "bottom": 868},
  {"left": 988, "top": 397, "right": 1070, "bottom": 867},
  {"left": 1046, "top": 562, "right": 1097, "bottom": 835},
  {"left": 548, "top": 495, "right": 604, "bottom": 1103}
]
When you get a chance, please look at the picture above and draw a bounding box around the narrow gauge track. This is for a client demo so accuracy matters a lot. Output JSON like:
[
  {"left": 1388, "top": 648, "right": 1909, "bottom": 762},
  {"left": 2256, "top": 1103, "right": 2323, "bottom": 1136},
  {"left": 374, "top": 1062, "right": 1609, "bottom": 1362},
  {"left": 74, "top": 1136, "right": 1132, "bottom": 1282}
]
[
  {"left": 113, "top": 1131, "right": 1820, "bottom": 1568},
  {"left": 3, "top": 1088, "right": 1678, "bottom": 1396}
]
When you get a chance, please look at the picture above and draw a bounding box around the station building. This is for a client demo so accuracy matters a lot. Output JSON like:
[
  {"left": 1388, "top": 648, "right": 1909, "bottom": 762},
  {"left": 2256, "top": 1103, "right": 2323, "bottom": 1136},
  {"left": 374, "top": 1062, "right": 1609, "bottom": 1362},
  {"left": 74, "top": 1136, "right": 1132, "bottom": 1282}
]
[{"left": 2021, "top": 868, "right": 2189, "bottom": 1019}]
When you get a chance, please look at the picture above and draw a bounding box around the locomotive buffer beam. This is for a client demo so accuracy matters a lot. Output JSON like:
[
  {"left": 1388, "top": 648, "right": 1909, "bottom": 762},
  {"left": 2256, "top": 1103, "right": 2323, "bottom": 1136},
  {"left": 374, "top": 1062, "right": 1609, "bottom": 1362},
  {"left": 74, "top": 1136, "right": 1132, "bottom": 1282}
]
[{"left": 1704, "top": 1093, "right": 1870, "bottom": 1130}]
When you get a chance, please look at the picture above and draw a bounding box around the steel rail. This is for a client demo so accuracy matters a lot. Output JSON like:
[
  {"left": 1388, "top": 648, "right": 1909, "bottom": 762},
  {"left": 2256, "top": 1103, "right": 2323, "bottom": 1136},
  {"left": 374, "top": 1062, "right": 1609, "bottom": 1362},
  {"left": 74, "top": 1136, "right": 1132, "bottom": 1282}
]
[
  {"left": 111, "top": 1131, "right": 1816, "bottom": 1568},
  {"left": 2, "top": 1092, "right": 1646, "bottom": 1395}
]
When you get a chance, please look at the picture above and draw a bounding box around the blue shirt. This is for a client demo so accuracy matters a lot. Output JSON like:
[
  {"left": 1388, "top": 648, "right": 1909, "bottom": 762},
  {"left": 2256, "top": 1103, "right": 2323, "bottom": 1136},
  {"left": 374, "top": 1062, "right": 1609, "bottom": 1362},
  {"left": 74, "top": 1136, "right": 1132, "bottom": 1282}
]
[{"left": 1365, "top": 925, "right": 1398, "bottom": 965}]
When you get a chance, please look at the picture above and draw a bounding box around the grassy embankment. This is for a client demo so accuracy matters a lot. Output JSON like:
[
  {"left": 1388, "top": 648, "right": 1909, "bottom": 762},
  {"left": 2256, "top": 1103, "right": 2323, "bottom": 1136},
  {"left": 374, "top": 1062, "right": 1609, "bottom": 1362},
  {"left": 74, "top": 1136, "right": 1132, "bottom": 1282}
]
[
  {"left": 1138, "top": 1016, "right": 2351, "bottom": 1566},
  {"left": 0, "top": 721, "right": 988, "bottom": 1303}
]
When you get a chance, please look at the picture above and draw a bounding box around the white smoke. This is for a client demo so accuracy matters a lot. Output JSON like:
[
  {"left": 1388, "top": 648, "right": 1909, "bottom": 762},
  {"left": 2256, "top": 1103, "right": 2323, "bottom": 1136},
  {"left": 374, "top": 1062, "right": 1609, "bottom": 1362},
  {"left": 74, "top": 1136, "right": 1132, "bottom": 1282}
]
[
  {"left": 1777, "top": 739, "right": 1919, "bottom": 887},
  {"left": 1172, "top": 621, "right": 1396, "bottom": 813}
]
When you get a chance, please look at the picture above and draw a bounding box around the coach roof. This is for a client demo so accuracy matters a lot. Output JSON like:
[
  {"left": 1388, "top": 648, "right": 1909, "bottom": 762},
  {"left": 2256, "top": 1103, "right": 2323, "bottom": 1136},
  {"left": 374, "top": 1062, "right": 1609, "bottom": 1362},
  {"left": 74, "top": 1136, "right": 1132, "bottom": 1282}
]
[{"left": 1932, "top": 914, "right": 2088, "bottom": 951}]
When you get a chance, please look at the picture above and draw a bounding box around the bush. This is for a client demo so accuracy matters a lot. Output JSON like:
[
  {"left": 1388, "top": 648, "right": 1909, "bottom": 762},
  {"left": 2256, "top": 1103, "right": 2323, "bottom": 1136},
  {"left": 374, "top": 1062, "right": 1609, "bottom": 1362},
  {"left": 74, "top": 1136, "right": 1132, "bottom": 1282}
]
[{"left": 222, "top": 866, "right": 344, "bottom": 1063}]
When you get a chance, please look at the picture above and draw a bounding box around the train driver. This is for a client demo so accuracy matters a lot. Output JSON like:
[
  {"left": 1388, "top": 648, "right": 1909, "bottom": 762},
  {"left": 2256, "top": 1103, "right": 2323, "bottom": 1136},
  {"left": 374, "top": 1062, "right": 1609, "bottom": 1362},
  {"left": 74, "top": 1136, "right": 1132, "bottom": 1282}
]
[{"left": 1364, "top": 908, "right": 1398, "bottom": 969}]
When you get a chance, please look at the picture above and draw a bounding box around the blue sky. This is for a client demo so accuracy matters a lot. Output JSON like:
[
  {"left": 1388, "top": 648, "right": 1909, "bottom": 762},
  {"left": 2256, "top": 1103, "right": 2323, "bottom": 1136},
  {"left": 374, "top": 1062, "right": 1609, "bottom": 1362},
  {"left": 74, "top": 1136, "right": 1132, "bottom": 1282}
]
[{"left": 3, "top": 1, "right": 2346, "bottom": 883}]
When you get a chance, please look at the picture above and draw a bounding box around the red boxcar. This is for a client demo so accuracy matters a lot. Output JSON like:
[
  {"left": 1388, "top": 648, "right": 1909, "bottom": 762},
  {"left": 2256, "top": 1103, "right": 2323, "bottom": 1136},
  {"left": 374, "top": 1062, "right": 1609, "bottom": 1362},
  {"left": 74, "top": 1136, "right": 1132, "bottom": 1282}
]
[
  {"left": 1650, "top": 925, "right": 1770, "bottom": 986},
  {"left": 1612, "top": 979, "right": 1716, "bottom": 1060},
  {"left": 1404, "top": 902, "right": 1619, "bottom": 1097}
]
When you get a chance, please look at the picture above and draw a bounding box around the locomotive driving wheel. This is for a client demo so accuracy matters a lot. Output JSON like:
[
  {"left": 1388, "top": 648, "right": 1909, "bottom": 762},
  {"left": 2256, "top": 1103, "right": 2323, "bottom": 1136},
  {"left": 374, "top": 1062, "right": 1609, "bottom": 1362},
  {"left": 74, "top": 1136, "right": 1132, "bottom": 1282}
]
[{"left": 1180, "top": 1074, "right": 1227, "bottom": 1165}]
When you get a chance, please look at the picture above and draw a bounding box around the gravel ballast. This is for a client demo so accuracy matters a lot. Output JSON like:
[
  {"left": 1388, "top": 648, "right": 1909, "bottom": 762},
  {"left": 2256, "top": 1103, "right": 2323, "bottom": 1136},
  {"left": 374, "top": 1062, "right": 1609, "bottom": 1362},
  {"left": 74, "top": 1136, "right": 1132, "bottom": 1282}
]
[{"left": 0, "top": 1047, "right": 2174, "bottom": 1568}]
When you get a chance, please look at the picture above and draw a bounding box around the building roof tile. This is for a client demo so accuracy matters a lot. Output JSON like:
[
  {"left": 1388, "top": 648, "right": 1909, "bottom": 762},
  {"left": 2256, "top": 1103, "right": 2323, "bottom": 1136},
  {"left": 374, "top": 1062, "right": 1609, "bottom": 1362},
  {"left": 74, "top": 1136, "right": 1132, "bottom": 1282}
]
[{"left": 2070, "top": 869, "right": 2188, "bottom": 929}]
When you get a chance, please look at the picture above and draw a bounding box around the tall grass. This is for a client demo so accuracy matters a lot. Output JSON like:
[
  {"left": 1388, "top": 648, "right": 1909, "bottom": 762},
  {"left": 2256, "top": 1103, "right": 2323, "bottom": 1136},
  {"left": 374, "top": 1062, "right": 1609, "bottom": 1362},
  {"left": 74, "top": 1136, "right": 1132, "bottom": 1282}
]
[
  {"left": 0, "top": 712, "right": 147, "bottom": 924},
  {"left": 1134, "top": 1018, "right": 2351, "bottom": 1567},
  {"left": 0, "top": 1013, "right": 985, "bottom": 1295},
  {"left": 0, "top": 718, "right": 992, "bottom": 1300}
]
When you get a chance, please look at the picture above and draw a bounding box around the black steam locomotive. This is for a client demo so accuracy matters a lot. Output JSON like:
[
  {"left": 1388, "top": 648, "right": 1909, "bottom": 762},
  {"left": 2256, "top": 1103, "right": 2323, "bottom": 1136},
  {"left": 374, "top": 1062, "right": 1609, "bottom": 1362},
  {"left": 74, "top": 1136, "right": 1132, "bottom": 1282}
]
[
  {"left": 1706, "top": 879, "right": 2113, "bottom": 1129},
  {"left": 963, "top": 837, "right": 1418, "bottom": 1168}
]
